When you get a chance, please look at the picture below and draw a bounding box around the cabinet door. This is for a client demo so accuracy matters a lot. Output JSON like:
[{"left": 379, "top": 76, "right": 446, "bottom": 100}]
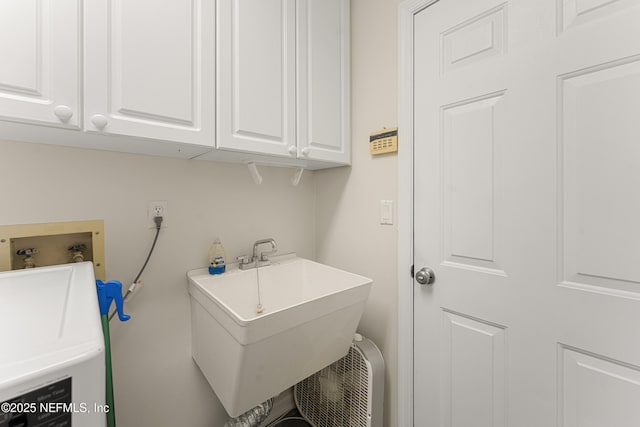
[
  {"left": 0, "top": 0, "right": 80, "bottom": 128},
  {"left": 217, "top": 0, "right": 296, "bottom": 158},
  {"left": 297, "top": 0, "right": 350, "bottom": 165},
  {"left": 84, "top": 0, "right": 214, "bottom": 146}
]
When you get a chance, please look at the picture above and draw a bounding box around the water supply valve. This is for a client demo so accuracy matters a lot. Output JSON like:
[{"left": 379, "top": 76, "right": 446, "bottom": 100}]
[
  {"left": 96, "top": 280, "right": 131, "bottom": 321},
  {"left": 16, "top": 248, "right": 38, "bottom": 269},
  {"left": 68, "top": 243, "right": 87, "bottom": 263}
]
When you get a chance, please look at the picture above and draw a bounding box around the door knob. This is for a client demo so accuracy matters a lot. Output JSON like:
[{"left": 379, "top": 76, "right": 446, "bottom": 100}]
[
  {"left": 288, "top": 145, "right": 297, "bottom": 155},
  {"left": 301, "top": 147, "right": 310, "bottom": 156},
  {"left": 416, "top": 267, "right": 435, "bottom": 285}
]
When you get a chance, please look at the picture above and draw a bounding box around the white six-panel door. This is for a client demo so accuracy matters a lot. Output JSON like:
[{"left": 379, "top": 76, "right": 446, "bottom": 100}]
[
  {"left": 84, "top": 0, "right": 215, "bottom": 145},
  {"left": 410, "top": 0, "right": 640, "bottom": 425},
  {"left": 0, "top": 0, "right": 80, "bottom": 128}
]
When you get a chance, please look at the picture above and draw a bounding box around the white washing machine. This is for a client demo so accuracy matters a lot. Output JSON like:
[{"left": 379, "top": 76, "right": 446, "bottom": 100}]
[{"left": 0, "top": 262, "right": 105, "bottom": 427}]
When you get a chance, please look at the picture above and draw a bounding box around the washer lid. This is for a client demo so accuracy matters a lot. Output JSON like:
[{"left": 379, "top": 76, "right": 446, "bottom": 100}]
[{"left": 0, "top": 262, "right": 104, "bottom": 388}]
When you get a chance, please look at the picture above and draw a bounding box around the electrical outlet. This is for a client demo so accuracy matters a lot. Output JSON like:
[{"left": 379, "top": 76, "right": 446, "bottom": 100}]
[{"left": 148, "top": 201, "right": 168, "bottom": 228}]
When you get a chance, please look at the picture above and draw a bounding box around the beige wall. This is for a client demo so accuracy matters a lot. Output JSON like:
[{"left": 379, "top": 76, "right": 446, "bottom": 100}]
[
  {"left": 0, "top": 139, "right": 316, "bottom": 426},
  {"left": 315, "top": 0, "right": 400, "bottom": 425}
]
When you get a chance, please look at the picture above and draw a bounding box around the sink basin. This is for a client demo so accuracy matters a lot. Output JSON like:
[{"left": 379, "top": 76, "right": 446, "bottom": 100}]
[{"left": 187, "top": 255, "right": 372, "bottom": 417}]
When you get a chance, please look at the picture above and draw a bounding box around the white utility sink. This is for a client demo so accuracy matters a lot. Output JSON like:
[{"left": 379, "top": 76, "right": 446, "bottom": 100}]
[{"left": 187, "top": 255, "right": 372, "bottom": 417}]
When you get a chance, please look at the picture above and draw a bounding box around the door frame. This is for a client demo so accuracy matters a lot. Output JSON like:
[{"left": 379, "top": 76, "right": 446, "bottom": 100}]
[{"left": 397, "top": 1, "right": 440, "bottom": 425}]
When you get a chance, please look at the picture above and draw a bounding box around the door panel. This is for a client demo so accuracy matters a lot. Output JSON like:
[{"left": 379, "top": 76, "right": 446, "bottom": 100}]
[
  {"left": 442, "top": 311, "right": 506, "bottom": 427},
  {"left": 559, "top": 57, "right": 640, "bottom": 294},
  {"left": 559, "top": 0, "right": 639, "bottom": 32},
  {"left": 0, "top": 1, "right": 39, "bottom": 94},
  {"left": 441, "top": 4, "right": 506, "bottom": 74},
  {"left": 411, "top": 0, "right": 640, "bottom": 425},
  {"left": 0, "top": 0, "right": 79, "bottom": 127},
  {"left": 116, "top": 0, "right": 195, "bottom": 124},
  {"left": 217, "top": 0, "right": 296, "bottom": 157},
  {"left": 84, "top": 0, "right": 214, "bottom": 145},
  {"left": 560, "top": 345, "right": 640, "bottom": 427},
  {"left": 442, "top": 92, "right": 505, "bottom": 274},
  {"left": 296, "top": 0, "right": 350, "bottom": 164}
]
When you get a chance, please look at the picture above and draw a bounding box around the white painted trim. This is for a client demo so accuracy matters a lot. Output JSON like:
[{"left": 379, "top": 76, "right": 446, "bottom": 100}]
[{"left": 397, "top": 1, "right": 440, "bottom": 426}]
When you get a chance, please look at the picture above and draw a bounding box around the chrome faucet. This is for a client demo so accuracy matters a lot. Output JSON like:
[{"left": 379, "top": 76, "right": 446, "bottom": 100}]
[
  {"left": 253, "top": 238, "right": 277, "bottom": 262},
  {"left": 237, "top": 238, "right": 278, "bottom": 270}
]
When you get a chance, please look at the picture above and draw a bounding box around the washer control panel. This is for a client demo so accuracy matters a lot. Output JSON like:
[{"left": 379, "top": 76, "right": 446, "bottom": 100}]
[{"left": 0, "top": 377, "right": 72, "bottom": 427}]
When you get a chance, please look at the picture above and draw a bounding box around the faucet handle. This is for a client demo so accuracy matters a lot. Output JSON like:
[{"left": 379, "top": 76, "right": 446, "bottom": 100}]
[
  {"left": 260, "top": 246, "right": 277, "bottom": 261},
  {"left": 260, "top": 252, "right": 275, "bottom": 262},
  {"left": 236, "top": 255, "right": 250, "bottom": 264}
]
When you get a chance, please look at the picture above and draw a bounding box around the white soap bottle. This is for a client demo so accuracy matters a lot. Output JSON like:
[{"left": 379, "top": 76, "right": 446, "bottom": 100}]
[{"left": 208, "top": 238, "right": 226, "bottom": 275}]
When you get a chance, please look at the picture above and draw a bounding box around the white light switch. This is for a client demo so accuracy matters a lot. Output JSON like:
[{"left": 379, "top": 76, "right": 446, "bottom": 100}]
[{"left": 380, "top": 200, "right": 393, "bottom": 225}]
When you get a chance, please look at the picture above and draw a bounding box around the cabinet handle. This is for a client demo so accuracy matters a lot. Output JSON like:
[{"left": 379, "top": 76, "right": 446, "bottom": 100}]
[
  {"left": 288, "top": 145, "right": 297, "bottom": 156},
  {"left": 53, "top": 105, "right": 73, "bottom": 122},
  {"left": 91, "top": 114, "right": 108, "bottom": 130},
  {"left": 301, "top": 147, "right": 310, "bottom": 157}
]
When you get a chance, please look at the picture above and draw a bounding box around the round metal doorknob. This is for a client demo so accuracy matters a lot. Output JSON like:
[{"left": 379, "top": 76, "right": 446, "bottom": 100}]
[
  {"left": 416, "top": 267, "right": 435, "bottom": 285},
  {"left": 53, "top": 105, "right": 73, "bottom": 122},
  {"left": 91, "top": 114, "right": 108, "bottom": 130}
]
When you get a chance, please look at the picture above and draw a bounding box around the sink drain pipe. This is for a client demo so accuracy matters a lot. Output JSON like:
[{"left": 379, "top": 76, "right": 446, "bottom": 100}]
[{"left": 224, "top": 398, "right": 274, "bottom": 427}]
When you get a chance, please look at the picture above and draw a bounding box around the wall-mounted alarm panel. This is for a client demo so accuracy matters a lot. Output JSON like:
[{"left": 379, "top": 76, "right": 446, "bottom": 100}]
[{"left": 370, "top": 127, "right": 398, "bottom": 155}]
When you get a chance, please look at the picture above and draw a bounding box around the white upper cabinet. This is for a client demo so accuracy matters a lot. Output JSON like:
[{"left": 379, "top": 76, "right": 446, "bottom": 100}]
[
  {"left": 0, "top": 0, "right": 80, "bottom": 128},
  {"left": 297, "top": 0, "right": 350, "bottom": 164},
  {"left": 216, "top": 0, "right": 350, "bottom": 165},
  {"left": 84, "top": 0, "right": 215, "bottom": 146},
  {"left": 216, "top": 0, "right": 297, "bottom": 158},
  {"left": 0, "top": 0, "right": 349, "bottom": 168}
]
